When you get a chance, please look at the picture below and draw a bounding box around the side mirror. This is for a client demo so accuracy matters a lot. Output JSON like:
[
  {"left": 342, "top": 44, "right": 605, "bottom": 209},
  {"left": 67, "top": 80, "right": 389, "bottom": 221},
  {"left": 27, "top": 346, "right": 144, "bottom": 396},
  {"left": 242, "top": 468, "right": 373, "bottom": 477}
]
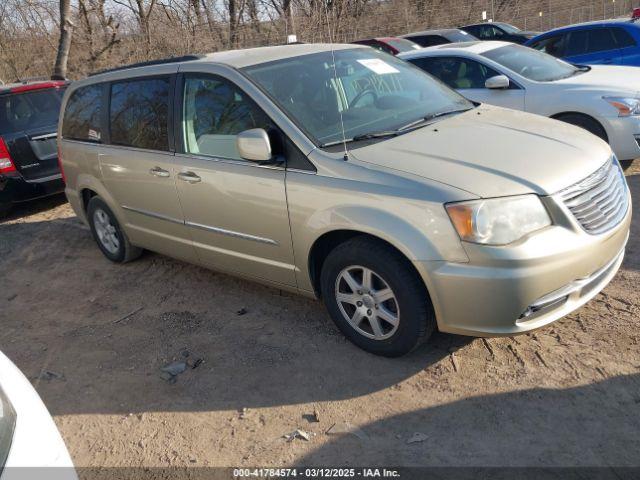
[
  {"left": 236, "top": 128, "right": 272, "bottom": 162},
  {"left": 485, "top": 75, "right": 510, "bottom": 89}
]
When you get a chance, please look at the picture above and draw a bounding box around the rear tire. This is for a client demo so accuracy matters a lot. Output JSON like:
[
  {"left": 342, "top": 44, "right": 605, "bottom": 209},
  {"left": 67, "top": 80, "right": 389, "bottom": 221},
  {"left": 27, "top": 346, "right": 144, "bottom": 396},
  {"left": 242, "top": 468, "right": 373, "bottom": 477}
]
[
  {"left": 87, "top": 196, "right": 142, "bottom": 263},
  {"left": 555, "top": 113, "right": 608, "bottom": 142},
  {"left": 320, "top": 236, "right": 436, "bottom": 357}
]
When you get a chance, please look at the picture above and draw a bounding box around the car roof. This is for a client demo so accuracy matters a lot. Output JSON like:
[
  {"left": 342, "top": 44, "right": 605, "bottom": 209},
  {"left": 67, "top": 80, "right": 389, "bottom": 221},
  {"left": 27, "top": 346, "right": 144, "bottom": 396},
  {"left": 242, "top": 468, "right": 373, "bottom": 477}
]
[
  {"left": 402, "top": 29, "right": 465, "bottom": 37},
  {"left": 376, "top": 37, "right": 410, "bottom": 42},
  {"left": 87, "top": 43, "right": 364, "bottom": 81},
  {"left": 397, "top": 40, "right": 511, "bottom": 59},
  {"left": 352, "top": 37, "right": 407, "bottom": 43},
  {"left": 535, "top": 18, "right": 635, "bottom": 36}
]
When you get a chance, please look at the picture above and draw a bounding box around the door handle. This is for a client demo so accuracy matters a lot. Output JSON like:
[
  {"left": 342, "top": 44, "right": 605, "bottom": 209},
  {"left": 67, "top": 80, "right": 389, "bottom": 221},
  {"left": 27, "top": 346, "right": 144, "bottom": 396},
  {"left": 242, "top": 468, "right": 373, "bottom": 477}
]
[
  {"left": 149, "top": 166, "right": 170, "bottom": 177},
  {"left": 177, "top": 171, "right": 201, "bottom": 183}
]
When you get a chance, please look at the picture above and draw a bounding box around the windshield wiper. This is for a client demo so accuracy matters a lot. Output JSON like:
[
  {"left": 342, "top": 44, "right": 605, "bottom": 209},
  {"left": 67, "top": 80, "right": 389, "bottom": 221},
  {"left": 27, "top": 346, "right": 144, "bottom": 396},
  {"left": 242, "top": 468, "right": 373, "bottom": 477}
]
[
  {"left": 319, "top": 130, "right": 399, "bottom": 148},
  {"left": 319, "top": 108, "right": 472, "bottom": 148},
  {"left": 398, "top": 108, "right": 473, "bottom": 131},
  {"left": 352, "top": 131, "right": 400, "bottom": 141}
]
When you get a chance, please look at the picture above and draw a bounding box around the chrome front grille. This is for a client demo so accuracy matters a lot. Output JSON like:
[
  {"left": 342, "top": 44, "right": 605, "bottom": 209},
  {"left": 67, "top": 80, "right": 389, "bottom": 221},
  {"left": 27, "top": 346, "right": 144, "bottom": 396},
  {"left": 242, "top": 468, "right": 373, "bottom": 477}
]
[{"left": 559, "top": 157, "right": 629, "bottom": 235}]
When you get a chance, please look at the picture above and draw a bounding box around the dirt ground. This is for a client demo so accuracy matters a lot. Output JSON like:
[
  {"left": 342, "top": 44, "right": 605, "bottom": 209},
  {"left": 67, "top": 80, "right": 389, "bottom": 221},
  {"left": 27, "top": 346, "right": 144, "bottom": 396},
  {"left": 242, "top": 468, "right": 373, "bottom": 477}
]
[{"left": 0, "top": 163, "right": 639, "bottom": 471}]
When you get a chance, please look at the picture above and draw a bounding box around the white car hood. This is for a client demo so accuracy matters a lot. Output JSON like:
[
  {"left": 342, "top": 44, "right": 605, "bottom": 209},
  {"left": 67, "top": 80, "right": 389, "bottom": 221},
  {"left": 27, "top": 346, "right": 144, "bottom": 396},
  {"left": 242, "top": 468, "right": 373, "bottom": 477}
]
[
  {"left": 349, "top": 106, "right": 612, "bottom": 198},
  {"left": 554, "top": 65, "right": 640, "bottom": 94}
]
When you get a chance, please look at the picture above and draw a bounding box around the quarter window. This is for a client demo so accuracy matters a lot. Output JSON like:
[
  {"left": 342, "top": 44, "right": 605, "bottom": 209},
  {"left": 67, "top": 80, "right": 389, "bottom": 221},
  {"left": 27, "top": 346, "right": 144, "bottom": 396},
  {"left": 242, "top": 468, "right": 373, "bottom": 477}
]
[
  {"left": 182, "top": 76, "right": 273, "bottom": 160},
  {"left": 62, "top": 84, "right": 102, "bottom": 142},
  {"left": 109, "top": 77, "right": 170, "bottom": 151},
  {"left": 612, "top": 27, "right": 636, "bottom": 47}
]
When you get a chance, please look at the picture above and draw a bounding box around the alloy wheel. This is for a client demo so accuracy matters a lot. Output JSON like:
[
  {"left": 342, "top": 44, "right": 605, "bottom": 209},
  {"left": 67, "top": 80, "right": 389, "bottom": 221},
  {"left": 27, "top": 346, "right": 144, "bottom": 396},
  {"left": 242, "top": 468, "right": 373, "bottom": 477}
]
[{"left": 334, "top": 265, "right": 400, "bottom": 340}]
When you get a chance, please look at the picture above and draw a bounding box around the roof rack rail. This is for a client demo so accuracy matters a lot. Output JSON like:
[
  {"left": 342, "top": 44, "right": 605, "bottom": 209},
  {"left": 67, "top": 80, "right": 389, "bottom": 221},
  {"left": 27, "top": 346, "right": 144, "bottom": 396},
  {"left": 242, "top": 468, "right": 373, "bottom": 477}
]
[{"left": 90, "top": 54, "right": 205, "bottom": 77}]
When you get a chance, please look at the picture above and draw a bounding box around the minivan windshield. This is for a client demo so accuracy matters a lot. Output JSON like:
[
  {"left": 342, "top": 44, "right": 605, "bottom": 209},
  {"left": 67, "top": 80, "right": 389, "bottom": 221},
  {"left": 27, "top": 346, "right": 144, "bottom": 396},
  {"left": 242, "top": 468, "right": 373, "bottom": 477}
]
[
  {"left": 481, "top": 44, "right": 581, "bottom": 82},
  {"left": 243, "top": 48, "right": 473, "bottom": 147}
]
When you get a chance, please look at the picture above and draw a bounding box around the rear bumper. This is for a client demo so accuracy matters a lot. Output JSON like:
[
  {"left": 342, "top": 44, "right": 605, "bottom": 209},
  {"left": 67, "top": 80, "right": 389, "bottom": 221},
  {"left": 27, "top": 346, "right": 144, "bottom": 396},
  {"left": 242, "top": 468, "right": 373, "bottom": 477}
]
[
  {"left": 0, "top": 175, "right": 64, "bottom": 205},
  {"left": 414, "top": 191, "right": 631, "bottom": 337}
]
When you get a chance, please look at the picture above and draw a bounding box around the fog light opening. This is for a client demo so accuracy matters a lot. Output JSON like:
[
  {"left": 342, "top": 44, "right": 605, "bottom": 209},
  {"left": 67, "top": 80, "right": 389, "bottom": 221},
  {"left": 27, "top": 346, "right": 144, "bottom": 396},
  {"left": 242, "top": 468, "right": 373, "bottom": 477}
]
[{"left": 519, "top": 295, "right": 569, "bottom": 320}]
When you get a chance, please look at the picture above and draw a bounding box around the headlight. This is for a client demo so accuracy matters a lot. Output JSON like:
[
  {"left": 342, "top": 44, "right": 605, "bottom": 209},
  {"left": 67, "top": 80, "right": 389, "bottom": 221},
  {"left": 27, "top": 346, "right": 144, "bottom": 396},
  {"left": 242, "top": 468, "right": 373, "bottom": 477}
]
[
  {"left": 445, "top": 195, "right": 551, "bottom": 245},
  {"left": 604, "top": 96, "right": 640, "bottom": 116},
  {"left": 0, "top": 386, "right": 15, "bottom": 470}
]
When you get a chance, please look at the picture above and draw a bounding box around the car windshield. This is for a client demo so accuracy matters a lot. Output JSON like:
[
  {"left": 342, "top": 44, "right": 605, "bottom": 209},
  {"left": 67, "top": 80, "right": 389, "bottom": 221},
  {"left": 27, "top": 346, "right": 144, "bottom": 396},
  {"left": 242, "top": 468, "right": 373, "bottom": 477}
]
[
  {"left": 0, "top": 88, "right": 64, "bottom": 134},
  {"left": 384, "top": 38, "right": 422, "bottom": 52},
  {"left": 243, "top": 48, "right": 473, "bottom": 147},
  {"left": 481, "top": 44, "right": 580, "bottom": 81},
  {"left": 496, "top": 23, "right": 521, "bottom": 34}
]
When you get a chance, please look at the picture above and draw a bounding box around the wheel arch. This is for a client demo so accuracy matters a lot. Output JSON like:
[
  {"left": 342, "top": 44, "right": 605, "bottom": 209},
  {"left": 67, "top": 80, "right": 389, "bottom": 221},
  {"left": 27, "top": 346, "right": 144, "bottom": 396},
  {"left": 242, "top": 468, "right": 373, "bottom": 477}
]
[
  {"left": 550, "top": 111, "right": 609, "bottom": 143},
  {"left": 307, "top": 229, "right": 429, "bottom": 300},
  {"left": 76, "top": 174, "right": 125, "bottom": 226}
]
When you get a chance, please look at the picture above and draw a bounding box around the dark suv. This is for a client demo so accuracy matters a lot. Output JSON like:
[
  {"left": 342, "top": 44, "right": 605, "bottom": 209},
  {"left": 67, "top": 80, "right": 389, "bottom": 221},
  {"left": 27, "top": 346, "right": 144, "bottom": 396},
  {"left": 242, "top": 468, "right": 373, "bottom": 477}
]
[{"left": 0, "top": 80, "right": 68, "bottom": 216}]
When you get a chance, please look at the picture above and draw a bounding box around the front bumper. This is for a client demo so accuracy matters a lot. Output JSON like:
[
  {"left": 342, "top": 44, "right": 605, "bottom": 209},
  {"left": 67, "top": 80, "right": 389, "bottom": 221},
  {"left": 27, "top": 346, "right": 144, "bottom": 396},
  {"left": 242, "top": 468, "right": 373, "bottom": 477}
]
[
  {"left": 0, "top": 352, "right": 75, "bottom": 479},
  {"left": 414, "top": 190, "right": 631, "bottom": 337},
  {"left": 602, "top": 115, "right": 640, "bottom": 161}
]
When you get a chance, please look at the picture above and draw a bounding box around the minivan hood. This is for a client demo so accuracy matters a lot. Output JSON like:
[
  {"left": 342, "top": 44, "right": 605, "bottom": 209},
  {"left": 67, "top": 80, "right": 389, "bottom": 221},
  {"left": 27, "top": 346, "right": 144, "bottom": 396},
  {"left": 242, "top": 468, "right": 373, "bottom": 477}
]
[
  {"left": 555, "top": 65, "right": 640, "bottom": 93},
  {"left": 349, "top": 106, "right": 611, "bottom": 198}
]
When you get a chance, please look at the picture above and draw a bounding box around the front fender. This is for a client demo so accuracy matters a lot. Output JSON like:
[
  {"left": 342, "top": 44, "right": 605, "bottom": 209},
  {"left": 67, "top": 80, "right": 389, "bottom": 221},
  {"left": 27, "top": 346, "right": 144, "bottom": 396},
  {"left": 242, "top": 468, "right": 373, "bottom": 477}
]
[{"left": 294, "top": 204, "right": 468, "bottom": 292}]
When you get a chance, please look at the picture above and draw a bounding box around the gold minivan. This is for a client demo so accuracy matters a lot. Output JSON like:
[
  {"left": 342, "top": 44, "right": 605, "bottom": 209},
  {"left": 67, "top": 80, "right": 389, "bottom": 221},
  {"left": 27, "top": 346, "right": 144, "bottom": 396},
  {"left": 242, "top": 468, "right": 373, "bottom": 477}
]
[{"left": 59, "top": 44, "right": 631, "bottom": 356}]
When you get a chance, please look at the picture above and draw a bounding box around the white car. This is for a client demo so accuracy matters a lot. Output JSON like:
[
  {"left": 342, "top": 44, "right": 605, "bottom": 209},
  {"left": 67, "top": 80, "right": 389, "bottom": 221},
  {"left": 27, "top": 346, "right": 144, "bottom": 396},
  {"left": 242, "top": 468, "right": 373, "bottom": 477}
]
[
  {"left": 399, "top": 41, "right": 640, "bottom": 167},
  {"left": 0, "top": 351, "right": 75, "bottom": 479}
]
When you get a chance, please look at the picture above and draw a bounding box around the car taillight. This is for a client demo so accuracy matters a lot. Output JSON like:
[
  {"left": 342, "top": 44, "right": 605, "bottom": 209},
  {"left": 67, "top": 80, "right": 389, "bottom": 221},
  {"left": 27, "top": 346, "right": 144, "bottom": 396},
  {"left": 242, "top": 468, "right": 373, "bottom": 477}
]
[
  {"left": 0, "top": 137, "right": 16, "bottom": 174},
  {"left": 57, "top": 144, "right": 66, "bottom": 184}
]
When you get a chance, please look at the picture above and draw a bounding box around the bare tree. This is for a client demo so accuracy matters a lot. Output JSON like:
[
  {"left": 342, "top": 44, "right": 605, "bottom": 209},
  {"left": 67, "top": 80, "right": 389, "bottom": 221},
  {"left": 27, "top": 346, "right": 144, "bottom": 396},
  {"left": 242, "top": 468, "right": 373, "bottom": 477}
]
[
  {"left": 77, "top": 0, "right": 121, "bottom": 73},
  {"left": 53, "top": 0, "right": 73, "bottom": 79},
  {"left": 112, "top": 0, "right": 158, "bottom": 44}
]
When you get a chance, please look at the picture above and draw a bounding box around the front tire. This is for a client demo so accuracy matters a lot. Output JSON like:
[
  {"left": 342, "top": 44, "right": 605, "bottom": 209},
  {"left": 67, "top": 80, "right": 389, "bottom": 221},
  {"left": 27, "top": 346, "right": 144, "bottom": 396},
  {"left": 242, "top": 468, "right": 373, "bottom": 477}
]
[
  {"left": 320, "top": 237, "right": 435, "bottom": 357},
  {"left": 87, "top": 196, "right": 142, "bottom": 263}
]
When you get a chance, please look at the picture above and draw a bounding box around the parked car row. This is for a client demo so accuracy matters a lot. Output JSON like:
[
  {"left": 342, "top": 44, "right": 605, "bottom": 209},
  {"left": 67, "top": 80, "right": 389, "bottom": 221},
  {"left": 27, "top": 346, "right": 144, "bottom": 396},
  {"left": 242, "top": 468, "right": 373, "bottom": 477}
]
[{"left": 3, "top": 18, "right": 640, "bottom": 217}]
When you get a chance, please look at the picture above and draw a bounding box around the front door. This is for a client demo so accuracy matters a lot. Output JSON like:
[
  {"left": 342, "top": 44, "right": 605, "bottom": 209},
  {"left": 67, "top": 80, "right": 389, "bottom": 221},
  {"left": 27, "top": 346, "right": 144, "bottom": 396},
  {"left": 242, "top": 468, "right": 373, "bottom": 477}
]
[
  {"left": 99, "top": 73, "right": 196, "bottom": 263},
  {"left": 413, "top": 56, "right": 526, "bottom": 110},
  {"left": 173, "top": 73, "right": 296, "bottom": 287}
]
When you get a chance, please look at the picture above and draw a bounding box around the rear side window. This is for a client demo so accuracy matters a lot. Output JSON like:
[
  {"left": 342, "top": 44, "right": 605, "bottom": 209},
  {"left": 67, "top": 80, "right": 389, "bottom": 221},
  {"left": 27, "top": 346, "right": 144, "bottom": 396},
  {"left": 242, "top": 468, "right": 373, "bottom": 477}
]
[
  {"left": 565, "top": 30, "right": 589, "bottom": 55},
  {"left": 62, "top": 85, "right": 102, "bottom": 142},
  {"left": 0, "top": 89, "right": 63, "bottom": 135},
  {"left": 109, "top": 77, "right": 170, "bottom": 151},
  {"left": 586, "top": 28, "right": 618, "bottom": 53},
  {"left": 612, "top": 27, "right": 636, "bottom": 47}
]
